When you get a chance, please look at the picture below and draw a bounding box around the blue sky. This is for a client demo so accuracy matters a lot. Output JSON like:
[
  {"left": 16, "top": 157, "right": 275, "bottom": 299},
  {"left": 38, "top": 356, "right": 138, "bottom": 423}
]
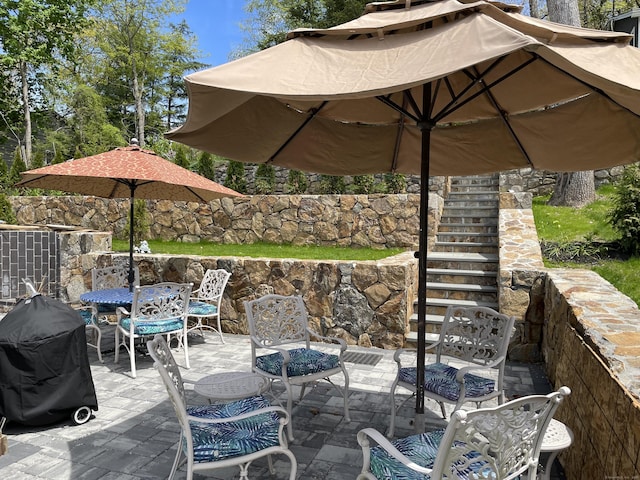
[{"left": 177, "top": 0, "right": 249, "bottom": 68}]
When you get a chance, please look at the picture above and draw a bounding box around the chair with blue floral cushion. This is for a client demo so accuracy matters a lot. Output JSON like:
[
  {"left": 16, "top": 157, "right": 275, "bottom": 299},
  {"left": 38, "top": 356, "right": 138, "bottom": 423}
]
[
  {"left": 388, "top": 305, "right": 516, "bottom": 437},
  {"left": 74, "top": 304, "right": 103, "bottom": 363},
  {"left": 244, "top": 294, "right": 351, "bottom": 441},
  {"left": 147, "top": 334, "right": 297, "bottom": 480},
  {"left": 90, "top": 264, "right": 140, "bottom": 319},
  {"left": 186, "top": 268, "right": 231, "bottom": 343},
  {"left": 115, "top": 282, "right": 192, "bottom": 378},
  {"left": 357, "top": 386, "right": 570, "bottom": 480}
]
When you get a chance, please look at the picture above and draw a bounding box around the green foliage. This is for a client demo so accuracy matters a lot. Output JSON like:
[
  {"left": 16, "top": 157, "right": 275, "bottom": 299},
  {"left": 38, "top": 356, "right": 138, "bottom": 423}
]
[
  {"left": 52, "top": 148, "right": 65, "bottom": 164},
  {"left": 319, "top": 175, "right": 346, "bottom": 194},
  {"left": 197, "top": 151, "right": 216, "bottom": 180},
  {"left": 174, "top": 145, "right": 190, "bottom": 169},
  {"left": 31, "top": 149, "right": 45, "bottom": 169},
  {"left": 8, "top": 148, "right": 26, "bottom": 186},
  {"left": 123, "top": 199, "right": 151, "bottom": 244},
  {"left": 350, "top": 175, "right": 376, "bottom": 194},
  {"left": 254, "top": 164, "right": 275, "bottom": 194},
  {"left": 608, "top": 164, "right": 640, "bottom": 255},
  {"left": 0, "top": 155, "right": 8, "bottom": 189},
  {"left": 225, "top": 161, "right": 247, "bottom": 193},
  {"left": 0, "top": 192, "right": 16, "bottom": 224},
  {"left": 286, "top": 169, "right": 308, "bottom": 194},
  {"left": 384, "top": 173, "right": 407, "bottom": 193}
]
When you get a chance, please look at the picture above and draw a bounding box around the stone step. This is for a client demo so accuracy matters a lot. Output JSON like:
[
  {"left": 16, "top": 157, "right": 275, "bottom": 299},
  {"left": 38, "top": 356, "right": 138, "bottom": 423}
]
[
  {"left": 433, "top": 241, "right": 498, "bottom": 253},
  {"left": 426, "top": 281, "right": 498, "bottom": 293},
  {"left": 437, "top": 224, "right": 498, "bottom": 234},
  {"left": 440, "top": 216, "right": 498, "bottom": 224},
  {"left": 414, "top": 297, "right": 500, "bottom": 318}
]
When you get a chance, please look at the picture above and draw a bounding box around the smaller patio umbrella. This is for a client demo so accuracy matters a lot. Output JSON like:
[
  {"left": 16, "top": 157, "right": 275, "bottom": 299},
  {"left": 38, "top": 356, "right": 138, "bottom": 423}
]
[{"left": 17, "top": 143, "right": 243, "bottom": 289}]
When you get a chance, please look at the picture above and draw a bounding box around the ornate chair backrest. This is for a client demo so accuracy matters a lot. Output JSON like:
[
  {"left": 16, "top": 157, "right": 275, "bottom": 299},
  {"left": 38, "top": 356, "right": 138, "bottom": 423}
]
[
  {"left": 147, "top": 335, "right": 191, "bottom": 443},
  {"left": 245, "top": 294, "right": 310, "bottom": 348},
  {"left": 437, "top": 305, "right": 515, "bottom": 367},
  {"left": 196, "top": 269, "right": 231, "bottom": 302},
  {"left": 92, "top": 264, "right": 139, "bottom": 290},
  {"left": 131, "top": 282, "right": 192, "bottom": 324},
  {"left": 431, "top": 387, "right": 570, "bottom": 480}
]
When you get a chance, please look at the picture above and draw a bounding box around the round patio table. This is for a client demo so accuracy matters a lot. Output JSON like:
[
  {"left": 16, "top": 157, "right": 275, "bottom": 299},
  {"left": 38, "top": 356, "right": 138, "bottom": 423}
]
[
  {"left": 80, "top": 288, "right": 134, "bottom": 307},
  {"left": 194, "top": 372, "right": 270, "bottom": 403}
]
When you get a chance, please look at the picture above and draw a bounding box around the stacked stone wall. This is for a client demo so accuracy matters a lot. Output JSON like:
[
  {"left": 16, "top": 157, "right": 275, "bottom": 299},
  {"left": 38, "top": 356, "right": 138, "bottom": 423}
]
[
  {"left": 10, "top": 194, "right": 442, "bottom": 250},
  {"left": 63, "top": 248, "right": 418, "bottom": 350}
]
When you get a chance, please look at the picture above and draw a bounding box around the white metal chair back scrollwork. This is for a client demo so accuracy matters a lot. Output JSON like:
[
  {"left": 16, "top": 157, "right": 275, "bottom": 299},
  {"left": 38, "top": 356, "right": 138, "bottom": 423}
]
[
  {"left": 92, "top": 264, "right": 139, "bottom": 290},
  {"left": 245, "top": 294, "right": 350, "bottom": 441},
  {"left": 115, "top": 282, "right": 192, "bottom": 378},
  {"left": 147, "top": 335, "right": 297, "bottom": 480},
  {"left": 388, "top": 305, "right": 516, "bottom": 437},
  {"left": 186, "top": 268, "right": 231, "bottom": 343},
  {"left": 357, "top": 387, "right": 571, "bottom": 480}
]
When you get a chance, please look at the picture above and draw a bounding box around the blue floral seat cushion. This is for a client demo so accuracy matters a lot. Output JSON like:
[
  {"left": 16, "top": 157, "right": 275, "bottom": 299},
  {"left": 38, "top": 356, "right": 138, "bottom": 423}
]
[
  {"left": 186, "top": 395, "right": 281, "bottom": 463},
  {"left": 399, "top": 363, "right": 495, "bottom": 401},
  {"left": 78, "top": 309, "right": 95, "bottom": 326},
  {"left": 188, "top": 301, "right": 218, "bottom": 316},
  {"left": 256, "top": 347, "right": 340, "bottom": 377},
  {"left": 369, "top": 430, "right": 486, "bottom": 480},
  {"left": 118, "top": 316, "right": 184, "bottom": 335}
]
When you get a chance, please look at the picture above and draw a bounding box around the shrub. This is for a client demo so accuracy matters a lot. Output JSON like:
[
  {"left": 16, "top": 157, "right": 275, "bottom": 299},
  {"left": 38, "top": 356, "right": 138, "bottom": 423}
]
[
  {"left": 197, "top": 151, "right": 216, "bottom": 180},
  {"left": 254, "top": 164, "right": 275, "bottom": 194},
  {"left": 285, "top": 169, "right": 308, "bottom": 194},
  {"left": 123, "top": 199, "right": 150, "bottom": 243},
  {"left": 384, "top": 173, "right": 407, "bottom": 193},
  {"left": 319, "top": 175, "right": 346, "bottom": 194},
  {"left": 608, "top": 164, "right": 640, "bottom": 255},
  {"left": 0, "top": 193, "right": 16, "bottom": 224},
  {"left": 351, "top": 175, "right": 376, "bottom": 194},
  {"left": 225, "top": 160, "right": 247, "bottom": 193}
]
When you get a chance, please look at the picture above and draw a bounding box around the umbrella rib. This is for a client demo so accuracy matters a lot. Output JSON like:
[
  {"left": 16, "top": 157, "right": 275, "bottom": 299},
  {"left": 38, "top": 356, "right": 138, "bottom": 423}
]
[
  {"left": 268, "top": 101, "right": 329, "bottom": 164},
  {"left": 471, "top": 66, "right": 534, "bottom": 168},
  {"left": 376, "top": 94, "right": 420, "bottom": 123}
]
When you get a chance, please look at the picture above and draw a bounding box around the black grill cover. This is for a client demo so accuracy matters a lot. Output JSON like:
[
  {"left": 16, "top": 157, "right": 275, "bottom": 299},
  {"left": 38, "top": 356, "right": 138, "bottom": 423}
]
[{"left": 0, "top": 294, "right": 98, "bottom": 426}]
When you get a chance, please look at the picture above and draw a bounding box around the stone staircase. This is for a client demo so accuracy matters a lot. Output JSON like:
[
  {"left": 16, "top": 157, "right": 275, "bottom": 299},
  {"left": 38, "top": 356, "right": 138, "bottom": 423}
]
[{"left": 407, "top": 174, "right": 500, "bottom": 344}]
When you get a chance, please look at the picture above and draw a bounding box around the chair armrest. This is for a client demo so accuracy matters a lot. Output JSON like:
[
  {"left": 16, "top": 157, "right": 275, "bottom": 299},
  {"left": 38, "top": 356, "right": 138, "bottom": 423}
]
[
  {"left": 187, "top": 405, "right": 290, "bottom": 425},
  {"left": 454, "top": 357, "right": 505, "bottom": 382},
  {"left": 356, "top": 428, "right": 434, "bottom": 476},
  {"left": 250, "top": 335, "right": 292, "bottom": 364},
  {"left": 305, "top": 327, "right": 347, "bottom": 352},
  {"left": 115, "top": 305, "right": 130, "bottom": 321}
]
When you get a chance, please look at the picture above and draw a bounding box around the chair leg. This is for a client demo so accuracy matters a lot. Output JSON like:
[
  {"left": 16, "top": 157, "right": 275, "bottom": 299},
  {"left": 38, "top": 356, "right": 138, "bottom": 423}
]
[
  {"left": 129, "top": 335, "right": 137, "bottom": 378},
  {"left": 283, "top": 382, "right": 295, "bottom": 441},
  {"left": 182, "top": 329, "right": 190, "bottom": 369},
  {"left": 284, "top": 448, "right": 298, "bottom": 480},
  {"left": 216, "top": 315, "right": 225, "bottom": 344},
  {"left": 388, "top": 379, "right": 399, "bottom": 438},
  {"left": 168, "top": 437, "right": 183, "bottom": 480},
  {"left": 114, "top": 328, "right": 121, "bottom": 363},
  {"left": 341, "top": 366, "right": 350, "bottom": 422},
  {"left": 92, "top": 325, "right": 103, "bottom": 363}
]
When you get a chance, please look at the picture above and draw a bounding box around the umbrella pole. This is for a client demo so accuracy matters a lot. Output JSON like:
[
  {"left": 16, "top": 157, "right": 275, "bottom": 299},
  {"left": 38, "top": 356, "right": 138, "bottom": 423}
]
[
  {"left": 415, "top": 83, "right": 433, "bottom": 433},
  {"left": 128, "top": 187, "right": 135, "bottom": 292}
]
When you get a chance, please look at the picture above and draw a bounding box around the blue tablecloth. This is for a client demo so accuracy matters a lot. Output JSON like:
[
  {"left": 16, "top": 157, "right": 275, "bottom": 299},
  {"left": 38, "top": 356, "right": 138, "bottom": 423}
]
[{"left": 80, "top": 288, "right": 134, "bottom": 307}]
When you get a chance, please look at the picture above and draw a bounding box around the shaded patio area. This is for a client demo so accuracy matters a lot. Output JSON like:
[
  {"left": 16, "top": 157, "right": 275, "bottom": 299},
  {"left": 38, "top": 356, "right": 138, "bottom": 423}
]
[{"left": 0, "top": 330, "right": 565, "bottom": 479}]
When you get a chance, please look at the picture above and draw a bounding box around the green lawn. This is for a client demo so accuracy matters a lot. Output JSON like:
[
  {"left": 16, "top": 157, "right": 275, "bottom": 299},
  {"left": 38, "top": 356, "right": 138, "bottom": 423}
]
[
  {"left": 532, "top": 185, "right": 640, "bottom": 306},
  {"left": 112, "top": 239, "right": 406, "bottom": 261}
]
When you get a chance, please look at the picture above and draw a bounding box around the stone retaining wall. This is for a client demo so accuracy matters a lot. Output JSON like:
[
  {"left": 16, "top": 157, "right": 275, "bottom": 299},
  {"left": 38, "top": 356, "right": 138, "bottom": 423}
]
[
  {"left": 498, "top": 202, "right": 640, "bottom": 480},
  {"left": 63, "top": 246, "right": 417, "bottom": 350},
  {"left": 10, "top": 193, "right": 442, "bottom": 249}
]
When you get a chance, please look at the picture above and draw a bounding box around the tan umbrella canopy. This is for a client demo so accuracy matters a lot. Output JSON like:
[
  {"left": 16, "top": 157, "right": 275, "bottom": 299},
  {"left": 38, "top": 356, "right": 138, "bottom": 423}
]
[
  {"left": 18, "top": 144, "right": 243, "bottom": 288},
  {"left": 166, "top": 0, "right": 640, "bottom": 425}
]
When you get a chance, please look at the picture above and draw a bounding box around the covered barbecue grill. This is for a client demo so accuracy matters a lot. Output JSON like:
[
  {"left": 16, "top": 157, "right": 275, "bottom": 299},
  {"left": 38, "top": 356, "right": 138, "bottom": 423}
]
[{"left": 0, "top": 293, "right": 98, "bottom": 426}]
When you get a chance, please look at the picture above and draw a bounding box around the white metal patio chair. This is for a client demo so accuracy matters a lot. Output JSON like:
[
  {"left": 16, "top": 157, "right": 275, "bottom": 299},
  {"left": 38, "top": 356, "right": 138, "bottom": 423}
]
[
  {"left": 74, "top": 304, "right": 103, "bottom": 363},
  {"left": 358, "top": 387, "right": 570, "bottom": 480},
  {"left": 186, "top": 268, "right": 231, "bottom": 343},
  {"left": 244, "top": 294, "right": 351, "bottom": 441},
  {"left": 147, "top": 335, "right": 297, "bottom": 480},
  {"left": 90, "top": 264, "right": 140, "bottom": 317},
  {"left": 388, "top": 305, "right": 516, "bottom": 437},
  {"left": 115, "top": 282, "right": 192, "bottom": 378}
]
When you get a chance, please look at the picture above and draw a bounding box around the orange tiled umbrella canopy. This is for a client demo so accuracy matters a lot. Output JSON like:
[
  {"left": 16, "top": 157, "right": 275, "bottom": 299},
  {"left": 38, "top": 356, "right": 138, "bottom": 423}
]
[
  {"left": 18, "top": 145, "right": 241, "bottom": 203},
  {"left": 18, "top": 144, "right": 243, "bottom": 288}
]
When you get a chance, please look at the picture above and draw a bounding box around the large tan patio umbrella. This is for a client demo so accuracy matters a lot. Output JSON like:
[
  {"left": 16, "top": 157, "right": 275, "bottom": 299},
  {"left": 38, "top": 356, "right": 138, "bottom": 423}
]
[
  {"left": 17, "top": 144, "right": 243, "bottom": 289},
  {"left": 166, "top": 0, "right": 640, "bottom": 425}
]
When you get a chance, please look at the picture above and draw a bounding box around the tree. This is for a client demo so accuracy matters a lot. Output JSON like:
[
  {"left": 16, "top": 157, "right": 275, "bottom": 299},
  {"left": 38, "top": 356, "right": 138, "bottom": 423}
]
[
  {"left": 255, "top": 163, "right": 275, "bottom": 193},
  {"left": 89, "top": 0, "right": 190, "bottom": 146},
  {"left": 197, "top": 151, "right": 216, "bottom": 180},
  {"left": 225, "top": 160, "right": 247, "bottom": 193},
  {"left": 286, "top": 169, "right": 308, "bottom": 194},
  {"left": 546, "top": 0, "right": 596, "bottom": 208},
  {"left": 0, "top": 0, "right": 94, "bottom": 167},
  {"left": 174, "top": 145, "right": 190, "bottom": 169}
]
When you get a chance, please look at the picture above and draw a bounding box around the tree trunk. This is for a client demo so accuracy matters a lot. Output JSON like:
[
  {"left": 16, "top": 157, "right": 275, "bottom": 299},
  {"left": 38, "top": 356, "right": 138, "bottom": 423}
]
[
  {"left": 19, "top": 60, "right": 32, "bottom": 168},
  {"left": 547, "top": 0, "right": 596, "bottom": 207},
  {"left": 548, "top": 171, "right": 595, "bottom": 207},
  {"left": 529, "top": 0, "right": 539, "bottom": 19}
]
